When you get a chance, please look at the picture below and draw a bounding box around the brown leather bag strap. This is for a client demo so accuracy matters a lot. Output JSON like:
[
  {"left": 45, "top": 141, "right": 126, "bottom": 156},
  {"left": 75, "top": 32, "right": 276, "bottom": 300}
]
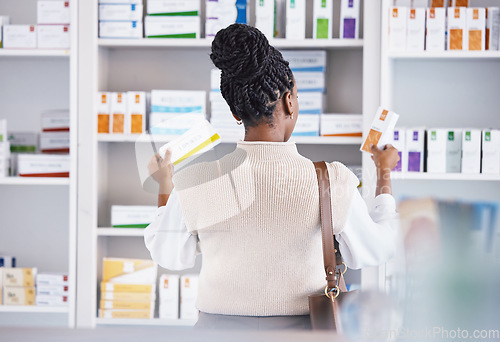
[{"left": 313, "top": 161, "right": 341, "bottom": 290}]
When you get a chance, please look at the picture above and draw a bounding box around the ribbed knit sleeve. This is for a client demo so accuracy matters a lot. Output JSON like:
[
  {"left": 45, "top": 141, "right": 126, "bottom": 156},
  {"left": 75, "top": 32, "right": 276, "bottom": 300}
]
[{"left": 327, "top": 161, "right": 361, "bottom": 235}]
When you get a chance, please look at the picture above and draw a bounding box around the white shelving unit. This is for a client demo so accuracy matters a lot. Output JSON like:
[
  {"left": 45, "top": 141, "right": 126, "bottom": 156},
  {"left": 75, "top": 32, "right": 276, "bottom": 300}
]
[
  {"left": 387, "top": 50, "right": 500, "bottom": 59},
  {"left": 0, "top": 177, "right": 70, "bottom": 185},
  {"left": 96, "top": 318, "right": 196, "bottom": 326},
  {"left": 0, "top": 306, "right": 69, "bottom": 314},
  {"left": 379, "top": 0, "right": 500, "bottom": 292},
  {"left": 97, "top": 133, "right": 362, "bottom": 145},
  {"left": 0, "top": 49, "right": 70, "bottom": 57},
  {"left": 391, "top": 173, "right": 500, "bottom": 181},
  {"left": 75, "top": 0, "right": 378, "bottom": 329},
  {"left": 0, "top": 0, "right": 78, "bottom": 328},
  {"left": 98, "top": 38, "right": 364, "bottom": 49},
  {"left": 97, "top": 228, "right": 145, "bottom": 237}
]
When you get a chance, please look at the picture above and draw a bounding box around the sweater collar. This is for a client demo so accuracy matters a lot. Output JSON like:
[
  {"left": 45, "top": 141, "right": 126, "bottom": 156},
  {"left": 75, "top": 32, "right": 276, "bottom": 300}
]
[{"left": 236, "top": 140, "right": 300, "bottom": 160}]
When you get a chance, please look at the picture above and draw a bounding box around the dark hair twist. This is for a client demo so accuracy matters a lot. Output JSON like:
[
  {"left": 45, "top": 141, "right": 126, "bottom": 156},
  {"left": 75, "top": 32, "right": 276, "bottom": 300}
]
[{"left": 210, "top": 24, "right": 295, "bottom": 127}]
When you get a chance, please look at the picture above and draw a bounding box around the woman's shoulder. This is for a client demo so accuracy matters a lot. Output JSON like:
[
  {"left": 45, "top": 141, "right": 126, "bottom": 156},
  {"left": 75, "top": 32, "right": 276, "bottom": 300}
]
[{"left": 326, "top": 161, "right": 360, "bottom": 188}]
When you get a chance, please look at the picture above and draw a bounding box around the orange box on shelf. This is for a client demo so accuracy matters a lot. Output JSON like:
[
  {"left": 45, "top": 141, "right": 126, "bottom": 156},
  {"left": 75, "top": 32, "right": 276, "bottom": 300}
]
[
  {"left": 111, "top": 92, "right": 127, "bottom": 134},
  {"left": 97, "top": 92, "right": 111, "bottom": 134},
  {"left": 467, "top": 8, "right": 486, "bottom": 51},
  {"left": 447, "top": 7, "right": 467, "bottom": 50}
]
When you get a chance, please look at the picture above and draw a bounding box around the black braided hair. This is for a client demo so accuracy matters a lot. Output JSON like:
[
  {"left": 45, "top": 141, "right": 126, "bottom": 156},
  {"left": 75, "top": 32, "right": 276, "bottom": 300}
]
[{"left": 210, "top": 24, "right": 295, "bottom": 127}]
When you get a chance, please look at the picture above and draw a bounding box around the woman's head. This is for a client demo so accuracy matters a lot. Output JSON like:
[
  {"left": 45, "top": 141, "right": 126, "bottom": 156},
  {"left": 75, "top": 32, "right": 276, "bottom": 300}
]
[{"left": 210, "top": 24, "right": 298, "bottom": 139}]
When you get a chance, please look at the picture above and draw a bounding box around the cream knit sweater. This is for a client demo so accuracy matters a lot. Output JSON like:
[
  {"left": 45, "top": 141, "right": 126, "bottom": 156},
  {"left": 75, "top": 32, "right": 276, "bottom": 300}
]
[{"left": 173, "top": 141, "right": 359, "bottom": 316}]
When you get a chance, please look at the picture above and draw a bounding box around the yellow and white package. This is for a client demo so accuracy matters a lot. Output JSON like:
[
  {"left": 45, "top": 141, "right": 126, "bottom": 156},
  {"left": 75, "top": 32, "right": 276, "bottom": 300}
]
[
  {"left": 102, "top": 258, "right": 157, "bottom": 284},
  {"left": 313, "top": 0, "right": 333, "bottom": 39},
  {"left": 406, "top": 8, "right": 425, "bottom": 51},
  {"left": 320, "top": 114, "right": 362, "bottom": 137},
  {"left": 286, "top": 0, "right": 305, "bottom": 39},
  {"left": 99, "top": 308, "right": 154, "bottom": 319},
  {"left": 3, "top": 286, "right": 36, "bottom": 306},
  {"left": 101, "top": 291, "right": 155, "bottom": 302},
  {"left": 255, "top": 0, "right": 275, "bottom": 39},
  {"left": 97, "top": 92, "right": 111, "bottom": 134},
  {"left": 180, "top": 274, "right": 199, "bottom": 320},
  {"left": 462, "top": 129, "right": 481, "bottom": 174},
  {"left": 99, "top": 21, "right": 143, "bottom": 39},
  {"left": 482, "top": 130, "right": 500, "bottom": 175},
  {"left": 99, "top": 4, "right": 144, "bottom": 21},
  {"left": 448, "top": 7, "right": 468, "bottom": 50},
  {"left": 467, "top": 8, "right": 486, "bottom": 51},
  {"left": 426, "top": 8, "right": 446, "bottom": 52},
  {"left": 100, "top": 300, "right": 154, "bottom": 310},
  {"left": 3, "top": 268, "right": 37, "bottom": 287},
  {"left": 159, "top": 274, "right": 180, "bottom": 320},
  {"left": 37, "top": 1, "right": 71, "bottom": 25},
  {"left": 127, "top": 91, "right": 146, "bottom": 134},
  {"left": 101, "top": 282, "right": 155, "bottom": 293},
  {"left": 37, "top": 25, "right": 70, "bottom": 49},
  {"left": 360, "top": 107, "right": 399, "bottom": 154},
  {"left": 36, "top": 295, "right": 69, "bottom": 306},
  {"left": 3, "top": 25, "right": 37, "bottom": 49},
  {"left": 157, "top": 120, "right": 221, "bottom": 168},
  {"left": 110, "top": 92, "right": 127, "bottom": 134},
  {"left": 111, "top": 205, "right": 157, "bottom": 228},
  {"left": 388, "top": 7, "right": 407, "bottom": 52},
  {"left": 145, "top": 16, "right": 200, "bottom": 39},
  {"left": 147, "top": 0, "right": 200, "bottom": 16}
]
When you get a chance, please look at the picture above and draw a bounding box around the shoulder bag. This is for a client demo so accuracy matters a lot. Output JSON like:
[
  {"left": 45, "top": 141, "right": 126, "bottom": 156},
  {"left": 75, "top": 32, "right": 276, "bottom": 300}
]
[{"left": 309, "top": 161, "right": 356, "bottom": 331}]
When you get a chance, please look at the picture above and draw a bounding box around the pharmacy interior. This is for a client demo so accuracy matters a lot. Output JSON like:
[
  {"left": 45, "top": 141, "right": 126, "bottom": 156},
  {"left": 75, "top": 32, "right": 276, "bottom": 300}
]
[{"left": 0, "top": 0, "right": 499, "bottom": 340}]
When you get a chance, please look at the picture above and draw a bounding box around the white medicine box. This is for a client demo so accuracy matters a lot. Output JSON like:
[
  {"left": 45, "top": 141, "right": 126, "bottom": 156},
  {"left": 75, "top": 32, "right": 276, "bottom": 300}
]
[
  {"left": 405, "top": 128, "right": 424, "bottom": 172},
  {"left": 461, "top": 129, "right": 481, "bottom": 174},
  {"left": 99, "top": 4, "right": 144, "bottom": 22},
  {"left": 448, "top": 7, "right": 468, "bottom": 50},
  {"left": 180, "top": 275, "right": 199, "bottom": 320},
  {"left": 159, "top": 274, "right": 180, "bottom": 320},
  {"left": 3, "top": 25, "right": 37, "bottom": 49},
  {"left": 406, "top": 8, "right": 425, "bottom": 51},
  {"left": 286, "top": 0, "right": 305, "bottom": 39},
  {"left": 38, "top": 1, "right": 71, "bottom": 25},
  {"left": 426, "top": 8, "right": 446, "bottom": 52},
  {"left": 427, "top": 129, "right": 447, "bottom": 173},
  {"left": 467, "top": 8, "right": 486, "bottom": 51},
  {"left": 482, "top": 130, "right": 500, "bottom": 175},
  {"left": 389, "top": 7, "right": 407, "bottom": 52},
  {"left": 37, "top": 25, "right": 70, "bottom": 49},
  {"left": 313, "top": 0, "right": 333, "bottom": 39}
]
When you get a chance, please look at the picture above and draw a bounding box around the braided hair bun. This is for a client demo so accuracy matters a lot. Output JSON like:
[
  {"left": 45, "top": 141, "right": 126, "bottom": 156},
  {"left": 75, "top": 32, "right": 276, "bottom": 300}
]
[{"left": 210, "top": 24, "right": 294, "bottom": 127}]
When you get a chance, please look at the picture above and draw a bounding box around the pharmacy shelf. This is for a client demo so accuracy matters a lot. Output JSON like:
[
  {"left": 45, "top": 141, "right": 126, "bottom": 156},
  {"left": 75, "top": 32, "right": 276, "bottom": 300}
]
[
  {"left": 0, "top": 49, "right": 70, "bottom": 57},
  {"left": 391, "top": 173, "right": 500, "bottom": 181},
  {"left": 0, "top": 177, "right": 70, "bottom": 186},
  {"left": 97, "top": 134, "right": 362, "bottom": 145},
  {"left": 96, "top": 318, "right": 197, "bottom": 326},
  {"left": 97, "top": 228, "right": 145, "bottom": 237},
  {"left": 98, "top": 38, "right": 364, "bottom": 50},
  {"left": 387, "top": 51, "right": 500, "bottom": 60},
  {"left": 0, "top": 306, "right": 69, "bottom": 313}
]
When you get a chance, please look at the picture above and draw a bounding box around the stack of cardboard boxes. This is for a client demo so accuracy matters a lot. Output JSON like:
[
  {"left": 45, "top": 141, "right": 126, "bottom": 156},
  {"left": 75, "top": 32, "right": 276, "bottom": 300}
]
[
  {"left": 389, "top": 3, "right": 499, "bottom": 52},
  {"left": 99, "top": 258, "right": 157, "bottom": 319},
  {"left": 99, "top": 1, "right": 143, "bottom": 39},
  {"left": 2, "top": 1, "right": 70, "bottom": 50},
  {"left": 97, "top": 92, "right": 146, "bottom": 135},
  {"left": 145, "top": 0, "right": 201, "bottom": 39}
]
